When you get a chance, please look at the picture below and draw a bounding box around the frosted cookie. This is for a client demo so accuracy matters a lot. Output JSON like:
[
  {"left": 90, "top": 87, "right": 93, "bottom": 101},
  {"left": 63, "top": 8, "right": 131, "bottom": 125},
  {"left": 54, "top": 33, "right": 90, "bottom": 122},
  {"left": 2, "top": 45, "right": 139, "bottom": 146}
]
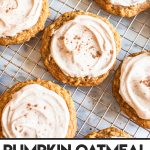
[
  {"left": 41, "top": 11, "right": 121, "bottom": 87},
  {"left": 0, "top": 79, "right": 77, "bottom": 138},
  {"left": 85, "top": 127, "right": 131, "bottom": 138},
  {"left": 94, "top": 0, "right": 150, "bottom": 17},
  {"left": 113, "top": 51, "right": 150, "bottom": 128},
  {"left": 0, "top": 0, "right": 49, "bottom": 45}
]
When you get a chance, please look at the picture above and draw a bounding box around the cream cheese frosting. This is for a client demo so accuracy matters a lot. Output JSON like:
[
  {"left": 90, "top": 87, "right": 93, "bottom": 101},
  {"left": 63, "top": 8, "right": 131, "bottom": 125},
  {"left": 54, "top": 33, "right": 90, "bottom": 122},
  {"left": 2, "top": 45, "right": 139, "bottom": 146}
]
[
  {"left": 0, "top": 0, "right": 43, "bottom": 37},
  {"left": 51, "top": 15, "right": 116, "bottom": 78},
  {"left": 110, "top": 0, "right": 148, "bottom": 7},
  {"left": 119, "top": 52, "right": 150, "bottom": 119},
  {"left": 2, "top": 84, "right": 70, "bottom": 138}
]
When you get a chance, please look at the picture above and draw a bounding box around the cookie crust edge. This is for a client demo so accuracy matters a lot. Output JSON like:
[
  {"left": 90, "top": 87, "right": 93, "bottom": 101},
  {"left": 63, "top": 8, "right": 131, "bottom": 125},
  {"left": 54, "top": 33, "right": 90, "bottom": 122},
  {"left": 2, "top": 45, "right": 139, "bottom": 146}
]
[
  {"left": 95, "top": 0, "right": 150, "bottom": 18},
  {"left": 85, "top": 127, "right": 131, "bottom": 138}
]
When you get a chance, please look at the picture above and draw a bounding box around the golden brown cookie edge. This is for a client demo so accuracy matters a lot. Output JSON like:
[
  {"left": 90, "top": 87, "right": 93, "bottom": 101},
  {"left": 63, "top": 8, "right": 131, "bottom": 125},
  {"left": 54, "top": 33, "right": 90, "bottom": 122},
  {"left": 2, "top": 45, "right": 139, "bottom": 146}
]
[
  {"left": 85, "top": 127, "right": 131, "bottom": 138},
  {"left": 95, "top": 0, "right": 150, "bottom": 18}
]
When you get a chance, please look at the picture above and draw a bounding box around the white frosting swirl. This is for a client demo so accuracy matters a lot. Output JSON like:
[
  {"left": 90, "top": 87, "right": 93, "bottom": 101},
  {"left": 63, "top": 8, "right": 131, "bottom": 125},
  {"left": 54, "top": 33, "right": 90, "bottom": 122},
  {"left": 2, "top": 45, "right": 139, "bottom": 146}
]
[
  {"left": 0, "top": 0, "right": 43, "bottom": 37},
  {"left": 110, "top": 0, "right": 148, "bottom": 7},
  {"left": 2, "top": 84, "right": 70, "bottom": 138},
  {"left": 119, "top": 52, "right": 150, "bottom": 119},
  {"left": 51, "top": 15, "right": 116, "bottom": 78}
]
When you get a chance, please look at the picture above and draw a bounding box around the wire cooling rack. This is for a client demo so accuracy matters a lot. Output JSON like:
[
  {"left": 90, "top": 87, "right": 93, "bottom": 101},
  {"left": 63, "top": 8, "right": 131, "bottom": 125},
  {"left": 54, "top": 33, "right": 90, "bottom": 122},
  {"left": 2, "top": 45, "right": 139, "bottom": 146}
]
[{"left": 0, "top": 0, "right": 150, "bottom": 138}]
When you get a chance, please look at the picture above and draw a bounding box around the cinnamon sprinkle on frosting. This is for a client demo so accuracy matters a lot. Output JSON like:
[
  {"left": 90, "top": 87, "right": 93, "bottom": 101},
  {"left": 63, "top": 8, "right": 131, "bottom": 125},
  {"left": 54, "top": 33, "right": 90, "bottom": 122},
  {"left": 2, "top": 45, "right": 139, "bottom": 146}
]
[{"left": 140, "top": 76, "right": 150, "bottom": 87}]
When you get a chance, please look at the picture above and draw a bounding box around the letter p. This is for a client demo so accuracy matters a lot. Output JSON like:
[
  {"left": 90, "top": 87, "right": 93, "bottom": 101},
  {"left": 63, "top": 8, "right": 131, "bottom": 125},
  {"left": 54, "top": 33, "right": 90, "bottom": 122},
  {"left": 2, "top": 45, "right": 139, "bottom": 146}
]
[{"left": 4, "top": 145, "right": 14, "bottom": 150}]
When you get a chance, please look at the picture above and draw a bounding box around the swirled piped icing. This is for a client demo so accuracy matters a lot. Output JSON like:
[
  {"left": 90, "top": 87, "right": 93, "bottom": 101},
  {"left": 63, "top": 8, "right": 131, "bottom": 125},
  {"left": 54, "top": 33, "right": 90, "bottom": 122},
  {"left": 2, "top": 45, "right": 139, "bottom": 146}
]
[
  {"left": 0, "top": 0, "right": 43, "bottom": 37},
  {"left": 119, "top": 52, "right": 150, "bottom": 119},
  {"left": 51, "top": 15, "right": 116, "bottom": 78},
  {"left": 110, "top": 0, "right": 148, "bottom": 7},
  {"left": 2, "top": 84, "right": 70, "bottom": 138}
]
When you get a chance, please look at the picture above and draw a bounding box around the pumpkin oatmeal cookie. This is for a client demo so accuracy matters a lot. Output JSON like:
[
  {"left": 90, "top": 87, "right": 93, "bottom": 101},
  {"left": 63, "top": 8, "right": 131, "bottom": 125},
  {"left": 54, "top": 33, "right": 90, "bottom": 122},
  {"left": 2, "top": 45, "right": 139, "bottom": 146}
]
[
  {"left": 0, "top": 79, "right": 77, "bottom": 138},
  {"left": 113, "top": 51, "right": 150, "bottom": 128},
  {"left": 41, "top": 11, "right": 121, "bottom": 87},
  {"left": 0, "top": 0, "right": 49, "bottom": 45}
]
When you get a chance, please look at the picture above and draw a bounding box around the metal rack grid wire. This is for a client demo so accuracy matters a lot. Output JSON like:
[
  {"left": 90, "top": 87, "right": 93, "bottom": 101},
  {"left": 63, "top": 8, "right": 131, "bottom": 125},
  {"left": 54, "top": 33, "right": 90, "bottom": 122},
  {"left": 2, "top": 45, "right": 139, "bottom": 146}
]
[{"left": 0, "top": 0, "right": 150, "bottom": 138}]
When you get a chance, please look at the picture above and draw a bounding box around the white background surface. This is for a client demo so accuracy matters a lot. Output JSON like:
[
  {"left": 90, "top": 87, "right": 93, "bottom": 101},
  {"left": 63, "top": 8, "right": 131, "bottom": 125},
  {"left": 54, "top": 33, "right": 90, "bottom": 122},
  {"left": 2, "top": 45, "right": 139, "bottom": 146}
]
[{"left": 0, "top": 139, "right": 147, "bottom": 149}]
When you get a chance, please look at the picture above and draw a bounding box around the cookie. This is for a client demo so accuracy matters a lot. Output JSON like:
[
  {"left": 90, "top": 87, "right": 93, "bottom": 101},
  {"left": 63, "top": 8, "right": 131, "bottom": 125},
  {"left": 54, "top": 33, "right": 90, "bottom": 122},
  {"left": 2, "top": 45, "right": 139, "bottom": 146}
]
[
  {"left": 85, "top": 127, "right": 131, "bottom": 138},
  {"left": 95, "top": 0, "right": 150, "bottom": 17},
  {"left": 113, "top": 51, "right": 150, "bottom": 128},
  {"left": 0, "top": 0, "right": 49, "bottom": 45},
  {"left": 41, "top": 11, "right": 121, "bottom": 87},
  {"left": 0, "top": 79, "right": 77, "bottom": 138}
]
